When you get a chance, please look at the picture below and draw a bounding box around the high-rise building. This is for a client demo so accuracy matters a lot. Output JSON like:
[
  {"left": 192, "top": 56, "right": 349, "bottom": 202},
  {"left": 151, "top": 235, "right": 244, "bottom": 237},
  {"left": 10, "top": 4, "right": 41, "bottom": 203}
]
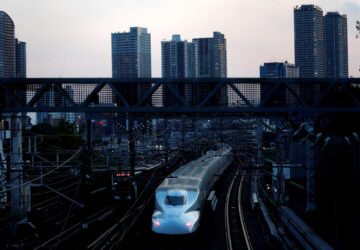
[
  {"left": 111, "top": 27, "right": 151, "bottom": 78},
  {"left": 193, "top": 31, "right": 227, "bottom": 78},
  {"left": 161, "top": 34, "right": 197, "bottom": 78},
  {"left": 15, "top": 39, "right": 26, "bottom": 77},
  {"left": 0, "top": 11, "right": 15, "bottom": 78},
  {"left": 260, "top": 62, "right": 299, "bottom": 78},
  {"left": 161, "top": 35, "right": 197, "bottom": 106},
  {"left": 324, "top": 12, "right": 348, "bottom": 78},
  {"left": 192, "top": 32, "right": 227, "bottom": 106},
  {"left": 294, "top": 5, "right": 325, "bottom": 78},
  {"left": 260, "top": 61, "right": 299, "bottom": 106},
  {"left": 111, "top": 27, "right": 151, "bottom": 106},
  {"left": 36, "top": 85, "right": 76, "bottom": 125}
]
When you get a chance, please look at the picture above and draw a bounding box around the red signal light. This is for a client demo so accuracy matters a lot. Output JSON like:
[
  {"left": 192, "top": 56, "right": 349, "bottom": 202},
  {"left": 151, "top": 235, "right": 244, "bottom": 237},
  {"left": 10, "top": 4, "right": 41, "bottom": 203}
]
[
  {"left": 78, "top": 116, "right": 82, "bottom": 120},
  {"left": 99, "top": 121, "right": 104, "bottom": 125}
]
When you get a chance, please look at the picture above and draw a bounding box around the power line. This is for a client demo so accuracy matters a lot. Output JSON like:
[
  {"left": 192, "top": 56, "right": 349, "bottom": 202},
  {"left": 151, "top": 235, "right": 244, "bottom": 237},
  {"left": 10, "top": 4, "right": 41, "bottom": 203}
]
[{"left": 0, "top": 148, "right": 81, "bottom": 194}]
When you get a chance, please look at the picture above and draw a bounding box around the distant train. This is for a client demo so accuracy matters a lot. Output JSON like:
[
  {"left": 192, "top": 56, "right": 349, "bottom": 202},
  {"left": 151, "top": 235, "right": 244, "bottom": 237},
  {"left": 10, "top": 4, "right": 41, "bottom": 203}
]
[{"left": 152, "top": 146, "right": 233, "bottom": 235}]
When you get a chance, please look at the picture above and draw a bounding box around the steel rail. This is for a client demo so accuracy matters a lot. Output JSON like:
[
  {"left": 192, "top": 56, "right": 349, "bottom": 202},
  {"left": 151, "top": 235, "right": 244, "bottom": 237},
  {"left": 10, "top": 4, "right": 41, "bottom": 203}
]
[
  {"left": 238, "top": 170, "right": 253, "bottom": 250},
  {"left": 224, "top": 167, "right": 240, "bottom": 250},
  {"left": 34, "top": 206, "right": 112, "bottom": 249}
]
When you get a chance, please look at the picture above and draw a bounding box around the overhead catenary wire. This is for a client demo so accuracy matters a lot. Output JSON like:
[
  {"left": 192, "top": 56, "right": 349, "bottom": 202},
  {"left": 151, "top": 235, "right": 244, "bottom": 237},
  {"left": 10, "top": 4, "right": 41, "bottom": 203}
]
[{"left": 0, "top": 148, "right": 81, "bottom": 194}]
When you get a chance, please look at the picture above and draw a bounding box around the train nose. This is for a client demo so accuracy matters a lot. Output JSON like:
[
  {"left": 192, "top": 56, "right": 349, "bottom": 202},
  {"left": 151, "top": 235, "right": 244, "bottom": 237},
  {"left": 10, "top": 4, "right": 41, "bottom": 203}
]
[{"left": 152, "top": 217, "right": 195, "bottom": 235}]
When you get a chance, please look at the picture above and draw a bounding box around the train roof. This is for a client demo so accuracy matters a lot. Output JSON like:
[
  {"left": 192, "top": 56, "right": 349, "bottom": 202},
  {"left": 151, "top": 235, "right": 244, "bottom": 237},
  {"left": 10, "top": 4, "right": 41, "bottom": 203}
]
[{"left": 157, "top": 147, "right": 232, "bottom": 191}]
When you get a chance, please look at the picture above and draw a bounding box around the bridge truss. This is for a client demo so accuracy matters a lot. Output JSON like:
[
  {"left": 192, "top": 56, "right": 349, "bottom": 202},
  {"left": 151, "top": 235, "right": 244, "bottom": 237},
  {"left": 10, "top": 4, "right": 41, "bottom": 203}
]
[{"left": 0, "top": 78, "right": 360, "bottom": 116}]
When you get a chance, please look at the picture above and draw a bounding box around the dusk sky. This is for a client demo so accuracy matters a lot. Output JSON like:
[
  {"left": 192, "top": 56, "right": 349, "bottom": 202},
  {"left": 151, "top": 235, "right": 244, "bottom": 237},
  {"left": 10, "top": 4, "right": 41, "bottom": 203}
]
[{"left": 2, "top": 0, "right": 360, "bottom": 77}]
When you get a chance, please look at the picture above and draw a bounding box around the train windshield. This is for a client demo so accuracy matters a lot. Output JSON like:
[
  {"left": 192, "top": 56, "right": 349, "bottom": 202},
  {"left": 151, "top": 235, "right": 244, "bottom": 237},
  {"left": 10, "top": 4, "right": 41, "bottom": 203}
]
[{"left": 165, "top": 195, "right": 186, "bottom": 206}]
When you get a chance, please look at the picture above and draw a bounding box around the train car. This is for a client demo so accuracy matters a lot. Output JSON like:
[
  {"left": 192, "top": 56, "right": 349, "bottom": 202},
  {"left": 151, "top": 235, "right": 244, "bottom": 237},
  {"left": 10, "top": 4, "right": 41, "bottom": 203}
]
[{"left": 152, "top": 146, "right": 233, "bottom": 235}]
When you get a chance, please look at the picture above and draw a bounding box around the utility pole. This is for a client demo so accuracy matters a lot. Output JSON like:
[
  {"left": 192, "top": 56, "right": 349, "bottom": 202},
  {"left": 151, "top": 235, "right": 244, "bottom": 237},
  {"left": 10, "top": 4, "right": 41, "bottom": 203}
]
[
  {"left": 306, "top": 121, "right": 316, "bottom": 211},
  {"left": 0, "top": 120, "right": 8, "bottom": 209},
  {"left": 10, "top": 113, "right": 30, "bottom": 216},
  {"left": 181, "top": 119, "right": 185, "bottom": 150},
  {"left": 275, "top": 135, "right": 285, "bottom": 204},
  {"left": 80, "top": 119, "right": 92, "bottom": 230},
  {"left": 164, "top": 119, "right": 169, "bottom": 165},
  {"left": 257, "top": 119, "right": 263, "bottom": 167},
  {"left": 87, "top": 119, "right": 92, "bottom": 170},
  {"left": 128, "top": 117, "right": 137, "bottom": 200}
]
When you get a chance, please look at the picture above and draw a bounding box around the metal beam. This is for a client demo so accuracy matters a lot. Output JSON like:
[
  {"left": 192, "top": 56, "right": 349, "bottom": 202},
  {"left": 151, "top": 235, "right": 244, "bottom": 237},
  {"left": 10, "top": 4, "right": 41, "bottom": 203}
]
[
  {"left": 259, "top": 81, "right": 281, "bottom": 107},
  {"left": 0, "top": 83, "right": 22, "bottom": 107},
  {"left": 313, "top": 80, "right": 337, "bottom": 107},
  {"left": 228, "top": 82, "right": 254, "bottom": 107},
  {"left": 0, "top": 77, "right": 360, "bottom": 116},
  {"left": 339, "top": 81, "right": 360, "bottom": 107},
  {"left": 136, "top": 82, "right": 161, "bottom": 107},
  {"left": 108, "top": 82, "right": 129, "bottom": 107},
  {"left": 163, "top": 82, "right": 189, "bottom": 107},
  {"left": 53, "top": 83, "right": 77, "bottom": 107},
  {"left": 199, "top": 80, "right": 225, "bottom": 106},
  {"left": 2, "top": 106, "right": 360, "bottom": 114},
  {"left": 26, "top": 81, "right": 51, "bottom": 107},
  {"left": 80, "top": 81, "right": 106, "bottom": 107},
  {"left": 283, "top": 81, "right": 308, "bottom": 107}
]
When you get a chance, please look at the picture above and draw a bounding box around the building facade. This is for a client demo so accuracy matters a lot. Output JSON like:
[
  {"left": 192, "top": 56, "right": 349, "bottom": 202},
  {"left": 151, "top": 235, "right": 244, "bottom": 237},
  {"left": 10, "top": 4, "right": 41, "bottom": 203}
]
[
  {"left": 260, "top": 61, "right": 299, "bottom": 78},
  {"left": 111, "top": 27, "right": 151, "bottom": 78},
  {"left": 161, "top": 34, "right": 197, "bottom": 78},
  {"left": 192, "top": 32, "right": 227, "bottom": 106},
  {"left": 193, "top": 31, "right": 227, "bottom": 78},
  {"left": 161, "top": 35, "right": 198, "bottom": 106},
  {"left": 36, "top": 85, "right": 76, "bottom": 125},
  {"left": 294, "top": 5, "right": 325, "bottom": 78},
  {"left": 260, "top": 62, "right": 299, "bottom": 106},
  {"left": 111, "top": 27, "right": 152, "bottom": 106},
  {"left": 324, "top": 12, "right": 348, "bottom": 78},
  {"left": 0, "top": 11, "right": 15, "bottom": 78},
  {"left": 15, "top": 39, "right": 26, "bottom": 77}
]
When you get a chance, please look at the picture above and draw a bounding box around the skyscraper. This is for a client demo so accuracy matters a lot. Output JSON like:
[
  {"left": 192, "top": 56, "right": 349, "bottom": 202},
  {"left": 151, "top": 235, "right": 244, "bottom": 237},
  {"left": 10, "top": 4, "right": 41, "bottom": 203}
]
[
  {"left": 324, "top": 12, "right": 348, "bottom": 78},
  {"left": 161, "top": 34, "right": 197, "bottom": 78},
  {"left": 192, "top": 32, "right": 227, "bottom": 106},
  {"left": 36, "top": 85, "right": 76, "bottom": 125},
  {"left": 111, "top": 27, "right": 151, "bottom": 78},
  {"left": 294, "top": 5, "right": 325, "bottom": 78},
  {"left": 260, "top": 61, "right": 299, "bottom": 106},
  {"left": 111, "top": 27, "right": 152, "bottom": 106},
  {"left": 161, "top": 35, "right": 198, "bottom": 106},
  {"left": 15, "top": 39, "right": 26, "bottom": 78},
  {"left": 0, "top": 11, "right": 15, "bottom": 78},
  {"left": 193, "top": 31, "right": 227, "bottom": 78},
  {"left": 260, "top": 62, "right": 299, "bottom": 78}
]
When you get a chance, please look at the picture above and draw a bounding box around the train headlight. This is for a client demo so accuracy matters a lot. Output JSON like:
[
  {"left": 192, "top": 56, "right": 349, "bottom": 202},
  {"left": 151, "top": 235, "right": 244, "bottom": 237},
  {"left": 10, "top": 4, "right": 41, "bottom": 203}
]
[
  {"left": 186, "top": 222, "right": 192, "bottom": 227},
  {"left": 154, "top": 221, "right": 160, "bottom": 227}
]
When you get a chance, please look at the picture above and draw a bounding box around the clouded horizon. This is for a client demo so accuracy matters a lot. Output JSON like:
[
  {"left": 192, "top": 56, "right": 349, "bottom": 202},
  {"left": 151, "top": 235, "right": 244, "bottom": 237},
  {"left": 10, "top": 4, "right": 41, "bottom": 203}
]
[{"left": 2, "top": 0, "right": 360, "bottom": 77}]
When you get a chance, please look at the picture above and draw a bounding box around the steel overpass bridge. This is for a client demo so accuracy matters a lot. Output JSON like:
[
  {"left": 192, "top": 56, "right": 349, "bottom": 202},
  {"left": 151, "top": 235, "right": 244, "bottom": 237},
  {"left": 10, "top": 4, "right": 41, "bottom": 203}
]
[{"left": 0, "top": 77, "right": 360, "bottom": 115}]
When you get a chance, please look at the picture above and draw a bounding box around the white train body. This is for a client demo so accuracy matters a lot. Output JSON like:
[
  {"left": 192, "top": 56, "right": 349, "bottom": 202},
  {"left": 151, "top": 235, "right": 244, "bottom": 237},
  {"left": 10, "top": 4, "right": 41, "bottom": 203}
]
[{"left": 152, "top": 147, "right": 233, "bottom": 235}]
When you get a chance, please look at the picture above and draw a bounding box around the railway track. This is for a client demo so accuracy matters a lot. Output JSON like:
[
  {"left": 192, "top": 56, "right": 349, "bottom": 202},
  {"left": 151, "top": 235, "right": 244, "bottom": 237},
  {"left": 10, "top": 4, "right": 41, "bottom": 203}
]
[{"left": 225, "top": 166, "right": 253, "bottom": 250}]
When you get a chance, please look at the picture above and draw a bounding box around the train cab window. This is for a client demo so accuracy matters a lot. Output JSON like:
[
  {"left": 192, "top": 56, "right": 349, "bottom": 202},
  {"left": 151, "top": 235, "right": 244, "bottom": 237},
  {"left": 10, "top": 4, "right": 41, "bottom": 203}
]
[{"left": 165, "top": 195, "right": 186, "bottom": 206}]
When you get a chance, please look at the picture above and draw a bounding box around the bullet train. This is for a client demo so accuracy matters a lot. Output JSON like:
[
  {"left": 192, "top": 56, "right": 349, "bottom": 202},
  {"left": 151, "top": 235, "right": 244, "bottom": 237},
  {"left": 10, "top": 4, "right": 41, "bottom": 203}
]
[{"left": 152, "top": 146, "right": 233, "bottom": 235}]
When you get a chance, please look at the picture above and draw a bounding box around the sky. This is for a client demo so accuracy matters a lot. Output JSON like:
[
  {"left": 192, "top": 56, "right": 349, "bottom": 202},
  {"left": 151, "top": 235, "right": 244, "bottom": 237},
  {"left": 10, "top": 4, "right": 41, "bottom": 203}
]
[{"left": 1, "top": 0, "right": 360, "bottom": 77}]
